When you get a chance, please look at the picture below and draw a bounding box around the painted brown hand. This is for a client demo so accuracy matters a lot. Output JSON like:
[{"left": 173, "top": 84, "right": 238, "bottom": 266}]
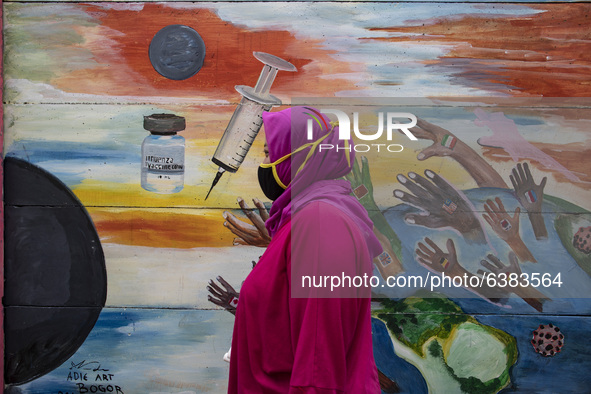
[
  {"left": 416, "top": 237, "right": 466, "bottom": 278},
  {"left": 207, "top": 276, "right": 240, "bottom": 315},
  {"left": 411, "top": 118, "right": 459, "bottom": 161},
  {"left": 409, "top": 119, "right": 507, "bottom": 188},
  {"left": 509, "top": 162, "right": 548, "bottom": 239},
  {"left": 416, "top": 237, "right": 507, "bottom": 302},
  {"left": 483, "top": 197, "right": 536, "bottom": 262},
  {"left": 479, "top": 253, "right": 523, "bottom": 281},
  {"left": 394, "top": 169, "right": 485, "bottom": 243},
  {"left": 483, "top": 197, "right": 520, "bottom": 241},
  {"left": 479, "top": 253, "right": 548, "bottom": 312},
  {"left": 223, "top": 197, "right": 271, "bottom": 247}
]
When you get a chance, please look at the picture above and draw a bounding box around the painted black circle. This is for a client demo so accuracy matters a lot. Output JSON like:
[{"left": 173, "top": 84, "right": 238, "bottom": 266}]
[
  {"left": 149, "top": 24, "right": 206, "bottom": 80},
  {"left": 4, "top": 157, "right": 107, "bottom": 385}
]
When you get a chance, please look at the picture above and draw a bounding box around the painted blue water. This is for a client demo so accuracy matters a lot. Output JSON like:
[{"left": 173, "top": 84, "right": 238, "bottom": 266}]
[
  {"left": 475, "top": 315, "right": 591, "bottom": 393},
  {"left": 14, "top": 309, "right": 235, "bottom": 394},
  {"left": 12, "top": 308, "right": 591, "bottom": 394},
  {"left": 372, "top": 318, "right": 428, "bottom": 394}
]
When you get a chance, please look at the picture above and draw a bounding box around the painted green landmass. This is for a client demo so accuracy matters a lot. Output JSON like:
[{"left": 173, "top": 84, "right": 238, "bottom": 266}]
[
  {"left": 544, "top": 195, "right": 591, "bottom": 215},
  {"left": 446, "top": 323, "right": 508, "bottom": 381},
  {"left": 374, "top": 296, "right": 467, "bottom": 357},
  {"left": 373, "top": 295, "right": 517, "bottom": 394}
]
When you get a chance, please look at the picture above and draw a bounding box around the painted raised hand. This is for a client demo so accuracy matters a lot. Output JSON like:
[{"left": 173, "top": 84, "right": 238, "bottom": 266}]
[
  {"left": 411, "top": 118, "right": 460, "bottom": 161},
  {"left": 510, "top": 162, "right": 548, "bottom": 239},
  {"left": 416, "top": 237, "right": 465, "bottom": 277},
  {"left": 344, "top": 155, "right": 377, "bottom": 210},
  {"left": 394, "top": 169, "right": 485, "bottom": 243},
  {"left": 479, "top": 252, "right": 522, "bottom": 279},
  {"left": 345, "top": 156, "right": 404, "bottom": 275},
  {"left": 223, "top": 197, "right": 271, "bottom": 247},
  {"left": 479, "top": 253, "right": 548, "bottom": 312},
  {"left": 409, "top": 118, "right": 507, "bottom": 188},
  {"left": 207, "top": 276, "right": 240, "bottom": 315},
  {"left": 416, "top": 237, "right": 507, "bottom": 303},
  {"left": 483, "top": 197, "right": 536, "bottom": 262}
]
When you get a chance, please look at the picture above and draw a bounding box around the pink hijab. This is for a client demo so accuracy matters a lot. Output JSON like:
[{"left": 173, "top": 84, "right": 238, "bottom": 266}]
[{"left": 262, "top": 106, "right": 382, "bottom": 258}]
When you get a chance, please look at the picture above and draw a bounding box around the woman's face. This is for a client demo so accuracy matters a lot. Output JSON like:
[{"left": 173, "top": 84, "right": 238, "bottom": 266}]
[{"left": 263, "top": 142, "right": 270, "bottom": 165}]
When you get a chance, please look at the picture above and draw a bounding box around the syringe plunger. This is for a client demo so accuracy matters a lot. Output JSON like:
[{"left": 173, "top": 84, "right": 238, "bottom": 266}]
[{"left": 254, "top": 66, "right": 278, "bottom": 96}]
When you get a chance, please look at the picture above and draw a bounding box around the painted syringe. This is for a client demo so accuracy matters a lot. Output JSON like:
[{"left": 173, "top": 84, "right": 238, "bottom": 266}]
[{"left": 205, "top": 52, "right": 297, "bottom": 200}]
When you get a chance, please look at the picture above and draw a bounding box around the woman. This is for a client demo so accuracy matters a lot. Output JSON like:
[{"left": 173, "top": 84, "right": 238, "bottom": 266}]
[{"left": 228, "top": 107, "right": 381, "bottom": 393}]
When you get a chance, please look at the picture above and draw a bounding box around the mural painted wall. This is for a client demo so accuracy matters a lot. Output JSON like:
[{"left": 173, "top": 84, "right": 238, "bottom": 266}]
[{"left": 3, "top": 1, "right": 591, "bottom": 393}]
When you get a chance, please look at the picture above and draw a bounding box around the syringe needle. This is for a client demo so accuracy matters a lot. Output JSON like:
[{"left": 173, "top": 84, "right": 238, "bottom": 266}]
[{"left": 205, "top": 169, "right": 225, "bottom": 200}]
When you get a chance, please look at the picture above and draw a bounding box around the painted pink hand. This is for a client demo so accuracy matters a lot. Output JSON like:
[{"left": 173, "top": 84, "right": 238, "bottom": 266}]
[
  {"left": 223, "top": 197, "right": 271, "bottom": 247},
  {"left": 475, "top": 108, "right": 580, "bottom": 182}
]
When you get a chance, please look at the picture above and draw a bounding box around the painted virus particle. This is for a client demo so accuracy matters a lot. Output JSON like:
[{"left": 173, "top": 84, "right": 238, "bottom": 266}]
[
  {"left": 573, "top": 226, "right": 591, "bottom": 254},
  {"left": 531, "top": 323, "right": 564, "bottom": 357}
]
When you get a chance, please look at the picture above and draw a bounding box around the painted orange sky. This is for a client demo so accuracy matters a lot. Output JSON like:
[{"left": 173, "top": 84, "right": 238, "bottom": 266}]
[
  {"left": 31, "top": 3, "right": 591, "bottom": 99},
  {"left": 369, "top": 4, "right": 591, "bottom": 96},
  {"left": 89, "top": 208, "right": 236, "bottom": 248},
  {"left": 53, "top": 4, "right": 355, "bottom": 100}
]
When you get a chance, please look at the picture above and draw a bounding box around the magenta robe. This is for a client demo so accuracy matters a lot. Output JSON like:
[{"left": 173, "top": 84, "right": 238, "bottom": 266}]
[{"left": 228, "top": 201, "right": 380, "bottom": 393}]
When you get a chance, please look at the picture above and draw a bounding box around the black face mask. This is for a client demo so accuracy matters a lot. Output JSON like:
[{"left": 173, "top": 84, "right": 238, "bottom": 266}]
[{"left": 258, "top": 166, "right": 285, "bottom": 201}]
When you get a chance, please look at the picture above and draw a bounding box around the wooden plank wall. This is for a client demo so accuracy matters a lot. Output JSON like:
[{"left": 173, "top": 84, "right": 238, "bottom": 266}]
[
  {"left": 3, "top": 1, "right": 591, "bottom": 394},
  {"left": 1, "top": 0, "right": 5, "bottom": 390}
]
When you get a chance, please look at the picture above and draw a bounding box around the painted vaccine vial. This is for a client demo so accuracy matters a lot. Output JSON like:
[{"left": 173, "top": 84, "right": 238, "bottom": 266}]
[{"left": 141, "top": 114, "right": 186, "bottom": 194}]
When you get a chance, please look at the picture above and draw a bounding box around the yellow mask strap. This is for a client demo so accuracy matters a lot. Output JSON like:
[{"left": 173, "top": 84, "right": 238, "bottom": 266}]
[
  {"left": 260, "top": 141, "right": 314, "bottom": 169},
  {"left": 259, "top": 143, "right": 307, "bottom": 189},
  {"left": 294, "top": 122, "right": 352, "bottom": 177},
  {"left": 293, "top": 128, "right": 333, "bottom": 177},
  {"left": 260, "top": 139, "right": 322, "bottom": 189},
  {"left": 271, "top": 165, "right": 288, "bottom": 189},
  {"left": 260, "top": 161, "right": 288, "bottom": 189},
  {"left": 261, "top": 123, "right": 351, "bottom": 189}
]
